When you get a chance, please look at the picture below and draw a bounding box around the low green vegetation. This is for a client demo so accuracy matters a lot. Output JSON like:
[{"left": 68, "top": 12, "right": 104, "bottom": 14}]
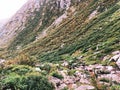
[
  {"left": 0, "top": 65, "right": 54, "bottom": 90},
  {"left": 51, "top": 72, "right": 64, "bottom": 80},
  {"left": 8, "top": 0, "right": 119, "bottom": 65}
]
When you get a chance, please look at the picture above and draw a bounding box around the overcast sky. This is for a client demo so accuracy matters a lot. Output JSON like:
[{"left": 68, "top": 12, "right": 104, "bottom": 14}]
[{"left": 0, "top": 0, "right": 28, "bottom": 21}]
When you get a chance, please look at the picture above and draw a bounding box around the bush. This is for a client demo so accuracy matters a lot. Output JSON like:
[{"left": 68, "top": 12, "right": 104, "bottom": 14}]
[
  {"left": 100, "top": 70, "right": 110, "bottom": 74},
  {"left": 39, "top": 63, "right": 51, "bottom": 73},
  {"left": 100, "top": 78, "right": 110, "bottom": 83},
  {"left": 0, "top": 71, "right": 54, "bottom": 90},
  {"left": 101, "top": 60, "right": 109, "bottom": 66},
  {"left": 0, "top": 64, "right": 55, "bottom": 90},
  {"left": 103, "top": 47, "right": 113, "bottom": 54},
  {"left": 11, "top": 65, "right": 33, "bottom": 75},
  {"left": 68, "top": 69, "right": 76, "bottom": 76},
  {"left": 110, "top": 85, "right": 120, "bottom": 90},
  {"left": 51, "top": 72, "right": 63, "bottom": 80},
  {"left": 5, "top": 53, "right": 38, "bottom": 67}
]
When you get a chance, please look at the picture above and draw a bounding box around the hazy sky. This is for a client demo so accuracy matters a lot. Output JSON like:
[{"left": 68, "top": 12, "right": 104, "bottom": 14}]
[{"left": 0, "top": 0, "right": 28, "bottom": 21}]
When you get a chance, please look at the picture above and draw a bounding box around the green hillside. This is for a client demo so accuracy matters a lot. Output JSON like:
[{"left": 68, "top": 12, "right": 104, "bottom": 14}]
[
  {"left": 0, "top": 0, "right": 120, "bottom": 90},
  {"left": 7, "top": 0, "right": 119, "bottom": 64}
]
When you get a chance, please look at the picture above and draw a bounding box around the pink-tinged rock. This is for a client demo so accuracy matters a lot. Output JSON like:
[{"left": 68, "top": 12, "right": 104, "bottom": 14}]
[
  {"left": 112, "top": 51, "right": 120, "bottom": 55},
  {"left": 110, "top": 54, "right": 120, "bottom": 62},
  {"left": 75, "top": 85, "right": 95, "bottom": 90}
]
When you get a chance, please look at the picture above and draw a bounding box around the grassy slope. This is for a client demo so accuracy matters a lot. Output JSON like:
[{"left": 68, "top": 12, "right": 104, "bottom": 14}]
[
  {"left": 1, "top": 1, "right": 120, "bottom": 89},
  {"left": 4, "top": 0, "right": 120, "bottom": 64}
]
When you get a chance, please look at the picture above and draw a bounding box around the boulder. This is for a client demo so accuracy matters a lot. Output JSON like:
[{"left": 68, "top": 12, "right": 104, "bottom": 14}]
[
  {"left": 49, "top": 76, "right": 62, "bottom": 89},
  {"left": 64, "top": 76, "right": 75, "bottom": 84},
  {"left": 109, "top": 54, "right": 120, "bottom": 62},
  {"left": 77, "top": 56, "right": 83, "bottom": 60},
  {"left": 35, "top": 67, "right": 41, "bottom": 72},
  {"left": 58, "top": 83, "right": 67, "bottom": 90},
  {"left": 109, "top": 54, "right": 120, "bottom": 69},
  {"left": 75, "top": 71, "right": 82, "bottom": 77},
  {"left": 59, "top": 70, "right": 68, "bottom": 78},
  {"left": 75, "top": 85, "right": 95, "bottom": 90},
  {"left": 61, "top": 61, "right": 69, "bottom": 67},
  {"left": 80, "top": 78, "right": 90, "bottom": 84},
  {"left": 103, "top": 55, "right": 111, "bottom": 61},
  {"left": 71, "top": 84, "right": 77, "bottom": 89},
  {"left": 106, "top": 66, "right": 114, "bottom": 71},
  {"left": 95, "top": 64, "right": 103, "bottom": 69},
  {"left": 116, "top": 58, "right": 120, "bottom": 69},
  {"left": 100, "top": 73, "right": 120, "bottom": 83},
  {"left": 112, "top": 51, "right": 120, "bottom": 55},
  {"left": 0, "top": 59, "right": 5, "bottom": 65}
]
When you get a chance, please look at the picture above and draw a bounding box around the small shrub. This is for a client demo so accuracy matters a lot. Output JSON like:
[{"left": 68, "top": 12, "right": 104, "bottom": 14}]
[
  {"left": 11, "top": 65, "right": 33, "bottom": 75},
  {"left": 100, "top": 78, "right": 110, "bottom": 83},
  {"left": 110, "top": 85, "right": 120, "bottom": 90},
  {"left": 62, "top": 87, "right": 69, "bottom": 90},
  {"left": 68, "top": 69, "right": 76, "bottom": 76},
  {"left": 100, "top": 70, "right": 110, "bottom": 74},
  {"left": 101, "top": 60, "right": 109, "bottom": 66},
  {"left": 39, "top": 63, "right": 51, "bottom": 73},
  {"left": 103, "top": 47, "right": 113, "bottom": 54},
  {"left": 51, "top": 72, "right": 63, "bottom": 80}
]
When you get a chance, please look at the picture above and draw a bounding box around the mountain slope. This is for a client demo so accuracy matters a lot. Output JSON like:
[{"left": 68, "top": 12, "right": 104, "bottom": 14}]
[
  {"left": 0, "top": 0, "right": 120, "bottom": 90},
  {"left": 0, "top": 0, "right": 73, "bottom": 48},
  {"left": 6, "top": 0, "right": 119, "bottom": 64}
]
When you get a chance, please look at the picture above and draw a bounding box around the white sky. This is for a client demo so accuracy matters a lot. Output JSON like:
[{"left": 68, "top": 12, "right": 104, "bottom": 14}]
[{"left": 0, "top": 0, "right": 28, "bottom": 21}]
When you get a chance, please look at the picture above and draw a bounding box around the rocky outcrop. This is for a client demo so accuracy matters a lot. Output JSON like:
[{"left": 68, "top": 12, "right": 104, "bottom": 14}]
[
  {"left": 46, "top": 60, "right": 120, "bottom": 90},
  {"left": 0, "top": 0, "right": 81, "bottom": 49},
  {"left": 109, "top": 51, "right": 120, "bottom": 69},
  {"left": 0, "top": 59, "right": 5, "bottom": 67},
  {"left": 75, "top": 85, "right": 95, "bottom": 90},
  {"left": 0, "top": 0, "right": 41, "bottom": 48}
]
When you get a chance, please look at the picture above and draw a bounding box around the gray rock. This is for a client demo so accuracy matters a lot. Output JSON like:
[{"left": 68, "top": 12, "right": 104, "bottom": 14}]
[
  {"left": 72, "top": 84, "right": 78, "bottom": 89},
  {"left": 109, "top": 54, "right": 120, "bottom": 62},
  {"left": 64, "top": 76, "right": 75, "bottom": 84},
  {"left": 103, "top": 55, "right": 111, "bottom": 61},
  {"left": 0, "top": 59, "right": 5, "bottom": 65},
  {"left": 49, "top": 76, "right": 62, "bottom": 89},
  {"left": 58, "top": 83, "right": 67, "bottom": 90},
  {"left": 112, "top": 51, "right": 120, "bottom": 55},
  {"left": 116, "top": 58, "right": 120, "bottom": 69},
  {"left": 80, "top": 78, "right": 90, "bottom": 84},
  {"left": 75, "top": 85, "right": 95, "bottom": 90},
  {"left": 61, "top": 61, "right": 69, "bottom": 67},
  {"left": 77, "top": 56, "right": 83, "bottom": 60},
  {"left": 35, "top": 67, "right": 41, "bottom": 72},
  {"left": 99, "top": 73, "right": 120, "bottom": 83},
  {"left": 109, "top": 54, "right": 120, "bottom": 69},
  {"left": 105, "top": 66, "right": 114, "bottom": 71}
]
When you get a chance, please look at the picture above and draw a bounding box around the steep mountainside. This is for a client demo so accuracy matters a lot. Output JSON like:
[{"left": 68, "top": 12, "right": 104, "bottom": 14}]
[
  {"left": 0, "top": 0, "right": 74, "bottom": 48},
  {"left": 0, "top": 0, "right": 120, "bottom": 90},
  {"left": 4, "top": 0, "right": 119, "bottom": 63}
]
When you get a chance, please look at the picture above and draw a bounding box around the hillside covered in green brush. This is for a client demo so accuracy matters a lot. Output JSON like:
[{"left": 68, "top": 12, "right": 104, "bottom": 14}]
[{"left": 0, "top": 0, "right": 120, "bottom": 90}]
